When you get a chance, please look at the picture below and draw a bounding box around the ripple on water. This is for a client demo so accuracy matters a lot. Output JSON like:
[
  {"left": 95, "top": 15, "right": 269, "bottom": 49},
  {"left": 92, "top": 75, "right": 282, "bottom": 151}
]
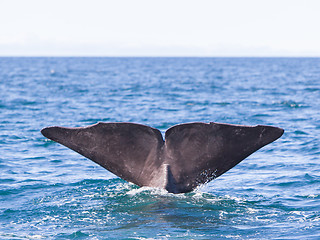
[{"left": 1, "top": 57, "right": 320, "bottom": 239}]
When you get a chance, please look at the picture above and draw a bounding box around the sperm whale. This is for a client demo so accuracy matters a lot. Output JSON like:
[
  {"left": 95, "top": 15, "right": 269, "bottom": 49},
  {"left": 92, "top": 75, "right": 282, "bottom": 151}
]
[{"left": 41, "top": 122, "right": 284, "bottom": 193}]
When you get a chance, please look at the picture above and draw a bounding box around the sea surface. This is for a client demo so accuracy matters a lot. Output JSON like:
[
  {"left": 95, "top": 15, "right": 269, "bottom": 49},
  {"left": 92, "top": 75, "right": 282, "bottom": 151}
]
[{"left": 0, "top": 57, "right": 319, "bottom": 239}]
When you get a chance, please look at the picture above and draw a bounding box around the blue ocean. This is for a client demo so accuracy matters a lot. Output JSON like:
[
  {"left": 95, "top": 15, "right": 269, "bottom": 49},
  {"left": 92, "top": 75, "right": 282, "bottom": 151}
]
[{"left": 0, "top": 57, "right": 319, "bottom": 239}]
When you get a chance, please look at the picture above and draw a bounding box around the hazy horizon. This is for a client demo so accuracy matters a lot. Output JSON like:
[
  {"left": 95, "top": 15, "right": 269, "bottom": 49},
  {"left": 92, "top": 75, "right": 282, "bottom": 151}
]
[{"left": 1, "top": 0, "right": 320, "bottom": 57}]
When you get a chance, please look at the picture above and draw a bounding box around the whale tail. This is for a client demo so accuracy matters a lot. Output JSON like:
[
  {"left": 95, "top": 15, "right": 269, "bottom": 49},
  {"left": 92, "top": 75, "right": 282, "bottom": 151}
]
[{"left": 41, "top": 122, "right": 284, "bottom": 193}]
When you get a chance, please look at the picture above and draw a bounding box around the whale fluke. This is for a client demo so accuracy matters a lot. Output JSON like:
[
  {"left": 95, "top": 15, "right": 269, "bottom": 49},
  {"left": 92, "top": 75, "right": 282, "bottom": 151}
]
[{"left": 41, "top": 122, "right": 284, "bottom": 193}]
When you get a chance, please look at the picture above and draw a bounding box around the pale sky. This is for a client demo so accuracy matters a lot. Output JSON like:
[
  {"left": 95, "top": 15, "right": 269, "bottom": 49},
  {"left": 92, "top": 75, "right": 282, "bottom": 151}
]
[{"left": 1, "top": 0, "right": 320, "bottom": 56}]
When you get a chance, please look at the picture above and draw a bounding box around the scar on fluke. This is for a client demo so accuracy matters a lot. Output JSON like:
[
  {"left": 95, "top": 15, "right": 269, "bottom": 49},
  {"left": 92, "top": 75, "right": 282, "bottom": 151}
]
[{"left": 41, "top": 122, "right": 284, "bottom": 193}]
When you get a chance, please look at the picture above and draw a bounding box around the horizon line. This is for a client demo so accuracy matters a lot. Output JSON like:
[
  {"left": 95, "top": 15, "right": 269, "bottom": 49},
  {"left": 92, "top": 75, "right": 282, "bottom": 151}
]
[{"left": 1, "top": 55, "right": 320, "bottom": 58}]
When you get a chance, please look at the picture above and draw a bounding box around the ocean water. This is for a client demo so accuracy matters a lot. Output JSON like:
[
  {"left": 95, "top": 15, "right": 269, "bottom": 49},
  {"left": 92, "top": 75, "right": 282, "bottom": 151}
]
[{"left": 0, "top": 57, "right": 319, "bottom": 239}]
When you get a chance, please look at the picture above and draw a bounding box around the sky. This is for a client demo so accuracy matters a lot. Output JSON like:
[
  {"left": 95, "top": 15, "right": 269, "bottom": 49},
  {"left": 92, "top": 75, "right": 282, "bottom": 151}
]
[{"left": 0, "top": 0, "right": 320, "bottom": 57}]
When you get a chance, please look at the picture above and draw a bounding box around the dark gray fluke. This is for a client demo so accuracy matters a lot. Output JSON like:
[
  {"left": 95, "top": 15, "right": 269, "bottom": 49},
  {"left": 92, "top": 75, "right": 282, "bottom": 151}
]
[{"left": 41, "top": 122, "right": 284, "bottom": 193}]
